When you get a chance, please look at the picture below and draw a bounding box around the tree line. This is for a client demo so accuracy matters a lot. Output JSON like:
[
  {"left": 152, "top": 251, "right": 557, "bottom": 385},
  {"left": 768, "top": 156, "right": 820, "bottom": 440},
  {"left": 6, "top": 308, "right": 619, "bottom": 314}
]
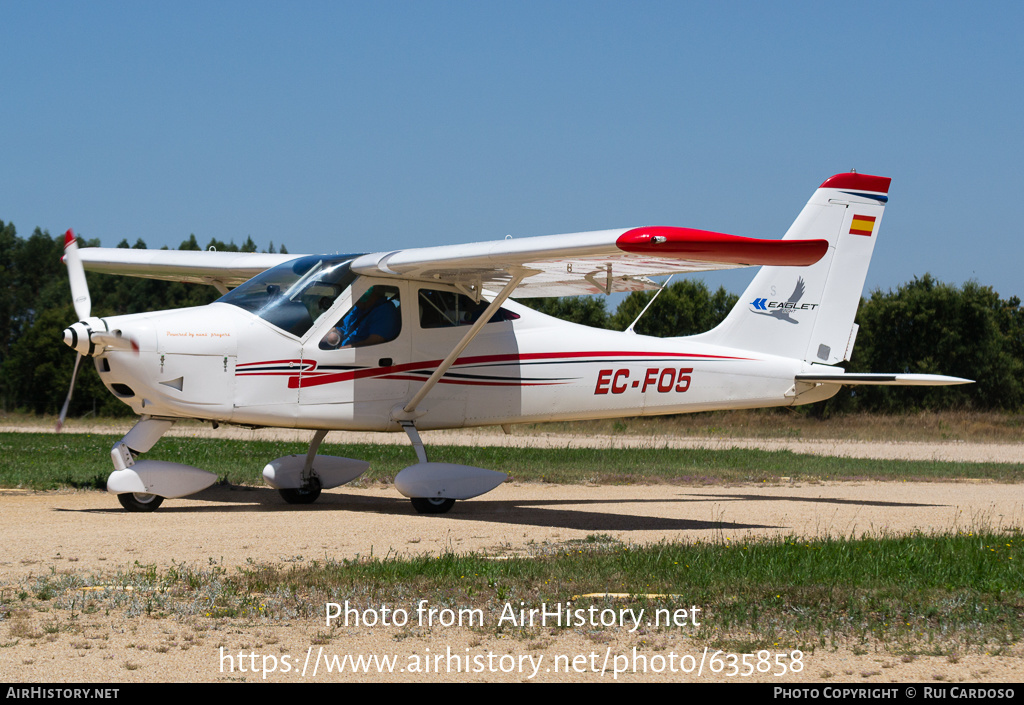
[{"left": 2, "top": 221, "right": 1021, "bottom": 418}]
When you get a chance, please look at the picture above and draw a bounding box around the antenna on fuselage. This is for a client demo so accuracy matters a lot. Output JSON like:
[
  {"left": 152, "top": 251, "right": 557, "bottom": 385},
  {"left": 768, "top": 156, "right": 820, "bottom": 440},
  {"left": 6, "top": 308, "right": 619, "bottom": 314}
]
[{"left": 624, "top": 274, "right": 674, "bottom": 334}]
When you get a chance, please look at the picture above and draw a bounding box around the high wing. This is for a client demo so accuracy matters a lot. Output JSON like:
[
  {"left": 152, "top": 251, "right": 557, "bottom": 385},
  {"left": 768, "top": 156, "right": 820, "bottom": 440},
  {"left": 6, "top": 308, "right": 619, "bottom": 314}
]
[
  {"left": 78, "top": 226, "right": 827, "bottom": 298},
  {"left": 78, "top": 248, "right": 304, "bottom": 291},
  {"left": 350, "top": 226, "right": 826, "bottom": 297}
]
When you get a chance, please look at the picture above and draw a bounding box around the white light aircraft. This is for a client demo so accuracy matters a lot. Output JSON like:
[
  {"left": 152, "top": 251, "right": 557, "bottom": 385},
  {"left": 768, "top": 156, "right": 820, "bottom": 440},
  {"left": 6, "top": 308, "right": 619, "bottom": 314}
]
[{"left": 59, "top": 172, "right": 971, "bottom": 514}]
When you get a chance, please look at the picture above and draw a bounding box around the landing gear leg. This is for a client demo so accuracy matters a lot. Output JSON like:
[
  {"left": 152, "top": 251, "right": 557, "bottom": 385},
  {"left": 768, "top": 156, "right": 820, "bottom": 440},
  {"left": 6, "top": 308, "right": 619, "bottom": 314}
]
[
  {"left": 109, "top": 416, "right": 175, "bottom": 512},
  {"left": 278, "top": 430, "right": 327, "bottom": 505},
  {"left": 400, "top": 421, "right": 456, "bottom": 515},
  {"left": 400, "top": 420, "right": 428, "bottom": 463}
]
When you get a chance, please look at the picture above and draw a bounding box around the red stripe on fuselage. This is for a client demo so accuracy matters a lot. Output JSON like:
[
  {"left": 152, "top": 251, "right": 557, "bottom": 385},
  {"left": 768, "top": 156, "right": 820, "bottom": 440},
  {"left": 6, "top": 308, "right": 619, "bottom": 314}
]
[
  {"left": 274, "top": 350, "right": 751, "bottom": 389},
  {"left": 379, "top": 374, "right": 567, "bottom": 387}
]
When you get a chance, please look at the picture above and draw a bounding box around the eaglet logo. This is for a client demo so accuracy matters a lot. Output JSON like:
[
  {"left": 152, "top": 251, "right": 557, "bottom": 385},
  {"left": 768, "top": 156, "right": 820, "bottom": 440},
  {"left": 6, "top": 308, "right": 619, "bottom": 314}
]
[{"left": 749, "top": 277, "right": 818, "bottom": 324}]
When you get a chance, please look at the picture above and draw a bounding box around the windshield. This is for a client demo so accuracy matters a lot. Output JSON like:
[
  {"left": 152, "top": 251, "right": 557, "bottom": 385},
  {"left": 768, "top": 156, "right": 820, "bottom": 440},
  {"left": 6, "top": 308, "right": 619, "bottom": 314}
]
[{"left": 217, "top": 254, "right": 362, "bottom": 337}]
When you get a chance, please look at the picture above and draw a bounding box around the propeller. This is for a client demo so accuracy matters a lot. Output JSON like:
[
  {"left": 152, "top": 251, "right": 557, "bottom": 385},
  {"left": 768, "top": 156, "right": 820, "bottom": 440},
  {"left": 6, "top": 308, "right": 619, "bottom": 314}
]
[
  {"left": 64, "top": 228, "right": 91, "bottom": 320},
  {"left": 56, "top": 353, "right": 82, "bottom": 432},
  {"left": 56, "top": 229, "right": 89, "bottom": 432},
  {"left": 56, "top": 229, "right": 141, "bottom": 431}
]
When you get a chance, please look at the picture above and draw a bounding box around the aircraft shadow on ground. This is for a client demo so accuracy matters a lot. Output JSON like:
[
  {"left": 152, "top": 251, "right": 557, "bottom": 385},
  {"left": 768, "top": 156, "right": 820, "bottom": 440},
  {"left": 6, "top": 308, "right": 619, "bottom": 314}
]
[
  {"left": 687, "top": 492, "right": 941, "bottom": 508},
  {"left": 58, "top": 483, "right": 944, "bottom": 532}
]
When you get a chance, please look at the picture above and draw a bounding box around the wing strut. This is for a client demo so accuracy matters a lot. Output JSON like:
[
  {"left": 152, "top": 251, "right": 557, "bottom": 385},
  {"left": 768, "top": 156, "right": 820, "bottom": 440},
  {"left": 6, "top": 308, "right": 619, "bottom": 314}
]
[
  {"left": 396, "top": 269, "right": 531, "bottom": 419},
  {"left": 625, "top": 274, "right": 674, "bottom": 334}
]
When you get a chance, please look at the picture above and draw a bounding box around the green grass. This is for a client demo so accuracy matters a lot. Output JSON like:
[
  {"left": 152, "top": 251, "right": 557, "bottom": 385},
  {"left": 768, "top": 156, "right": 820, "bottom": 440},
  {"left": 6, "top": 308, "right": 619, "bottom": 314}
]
[
  {"left": 2, "top": 432, "right": 1024, "bottom": 490},
  {"left": 9, "top": 531, "right": 1022, "bottom": 654}
]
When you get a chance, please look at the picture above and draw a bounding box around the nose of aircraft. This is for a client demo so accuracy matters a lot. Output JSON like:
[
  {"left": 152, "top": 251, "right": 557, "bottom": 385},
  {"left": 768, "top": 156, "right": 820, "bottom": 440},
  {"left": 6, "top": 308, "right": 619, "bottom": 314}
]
[{"left": 62, "top": 319, "right": 142, "bottom": 356}]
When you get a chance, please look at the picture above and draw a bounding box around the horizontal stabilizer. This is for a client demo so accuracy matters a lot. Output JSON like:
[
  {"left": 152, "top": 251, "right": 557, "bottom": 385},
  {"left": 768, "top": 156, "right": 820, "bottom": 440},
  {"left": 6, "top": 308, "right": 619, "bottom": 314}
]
[{"left": 795, "top": 373, "right": 973, "bottom": 386}]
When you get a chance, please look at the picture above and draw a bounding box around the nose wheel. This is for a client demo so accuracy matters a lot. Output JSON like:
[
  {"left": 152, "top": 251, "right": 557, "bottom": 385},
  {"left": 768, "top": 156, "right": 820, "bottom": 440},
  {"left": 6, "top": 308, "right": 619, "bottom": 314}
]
[{"left": 411, "top": 497, "right": 455, "bottom": 514}]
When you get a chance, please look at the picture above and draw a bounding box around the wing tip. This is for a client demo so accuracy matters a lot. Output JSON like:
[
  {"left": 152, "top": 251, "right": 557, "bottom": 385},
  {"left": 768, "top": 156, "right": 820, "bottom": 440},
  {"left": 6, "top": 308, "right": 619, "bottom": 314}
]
[{"left": 617, "top": 227, "right": 827, "bottom": 266}]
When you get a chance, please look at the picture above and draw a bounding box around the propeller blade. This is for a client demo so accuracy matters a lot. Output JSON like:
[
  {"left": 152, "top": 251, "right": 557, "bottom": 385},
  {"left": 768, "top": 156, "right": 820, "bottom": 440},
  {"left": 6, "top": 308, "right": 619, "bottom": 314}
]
[
  {"left": 90, "top": 331, "right": 140, "bottom": 354},
  {"left": 63, "top": 229, "right": 91, "bottom": 321},
  {"left": 56, "top": 352, "right": 83, "bottom": 432}
]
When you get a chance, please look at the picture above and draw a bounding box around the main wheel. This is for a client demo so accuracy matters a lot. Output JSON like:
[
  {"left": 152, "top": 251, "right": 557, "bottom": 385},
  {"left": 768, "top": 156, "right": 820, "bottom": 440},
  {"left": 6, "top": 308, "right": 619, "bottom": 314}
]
[
  {"left": 411, "top": 497, "right": 455, "bottom": 514},
  {"left": 117, "top": 492, "right": 164, "bottom": 512},
  {"left": 279, "top": 480, "right": 322, "bottom": 505}
]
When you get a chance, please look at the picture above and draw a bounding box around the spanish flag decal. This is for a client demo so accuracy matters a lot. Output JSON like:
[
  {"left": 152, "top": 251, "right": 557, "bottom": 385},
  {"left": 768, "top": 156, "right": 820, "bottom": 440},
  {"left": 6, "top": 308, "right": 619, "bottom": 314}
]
[{"left": 849, "top": 214, "right": 877, "bottom": 237}]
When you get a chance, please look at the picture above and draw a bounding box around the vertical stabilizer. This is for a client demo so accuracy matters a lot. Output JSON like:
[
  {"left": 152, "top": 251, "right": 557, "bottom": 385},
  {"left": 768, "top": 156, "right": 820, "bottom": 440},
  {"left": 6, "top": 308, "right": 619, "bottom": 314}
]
[{"left": 690, "top": 172, "right": 890, "bottom": 364}]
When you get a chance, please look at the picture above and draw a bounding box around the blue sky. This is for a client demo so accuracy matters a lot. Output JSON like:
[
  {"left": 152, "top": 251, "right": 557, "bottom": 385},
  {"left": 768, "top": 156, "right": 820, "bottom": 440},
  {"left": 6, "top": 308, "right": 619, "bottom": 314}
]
[{"left": 3, "top": 1, "right": 1022, "bottom": 303}]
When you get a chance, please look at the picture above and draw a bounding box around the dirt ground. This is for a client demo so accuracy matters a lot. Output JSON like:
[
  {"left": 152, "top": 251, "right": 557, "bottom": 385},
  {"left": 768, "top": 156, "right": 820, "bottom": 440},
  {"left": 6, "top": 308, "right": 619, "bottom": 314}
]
[{"left": 1, "top": 426, "right": 1022, "bottom": 684}]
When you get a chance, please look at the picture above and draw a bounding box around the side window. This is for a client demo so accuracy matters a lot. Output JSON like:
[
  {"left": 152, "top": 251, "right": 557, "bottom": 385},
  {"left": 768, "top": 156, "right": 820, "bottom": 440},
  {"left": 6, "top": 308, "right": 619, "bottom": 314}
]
[
  {"left": 319, "top": 285, "right": 401, "bottom": 349},
  {"left": 308, "top": 281, "right": 347, "bottom": 328},
  {"left": 418, "top": 289, "right": 520, "bottom": 328}
]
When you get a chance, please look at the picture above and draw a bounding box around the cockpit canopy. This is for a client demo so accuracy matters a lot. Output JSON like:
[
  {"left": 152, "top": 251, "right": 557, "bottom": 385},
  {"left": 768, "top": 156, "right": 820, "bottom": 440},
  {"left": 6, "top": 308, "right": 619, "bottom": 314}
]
[{"left": 217, "top": 254, "right": 363, "bottom": 337}]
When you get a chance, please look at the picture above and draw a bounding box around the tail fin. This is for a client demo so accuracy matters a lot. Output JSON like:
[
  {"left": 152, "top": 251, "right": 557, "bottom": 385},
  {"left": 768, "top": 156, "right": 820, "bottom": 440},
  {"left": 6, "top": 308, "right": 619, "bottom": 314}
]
[{"left": 691, "top": 172, "right": 890, "bottom": 364}]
